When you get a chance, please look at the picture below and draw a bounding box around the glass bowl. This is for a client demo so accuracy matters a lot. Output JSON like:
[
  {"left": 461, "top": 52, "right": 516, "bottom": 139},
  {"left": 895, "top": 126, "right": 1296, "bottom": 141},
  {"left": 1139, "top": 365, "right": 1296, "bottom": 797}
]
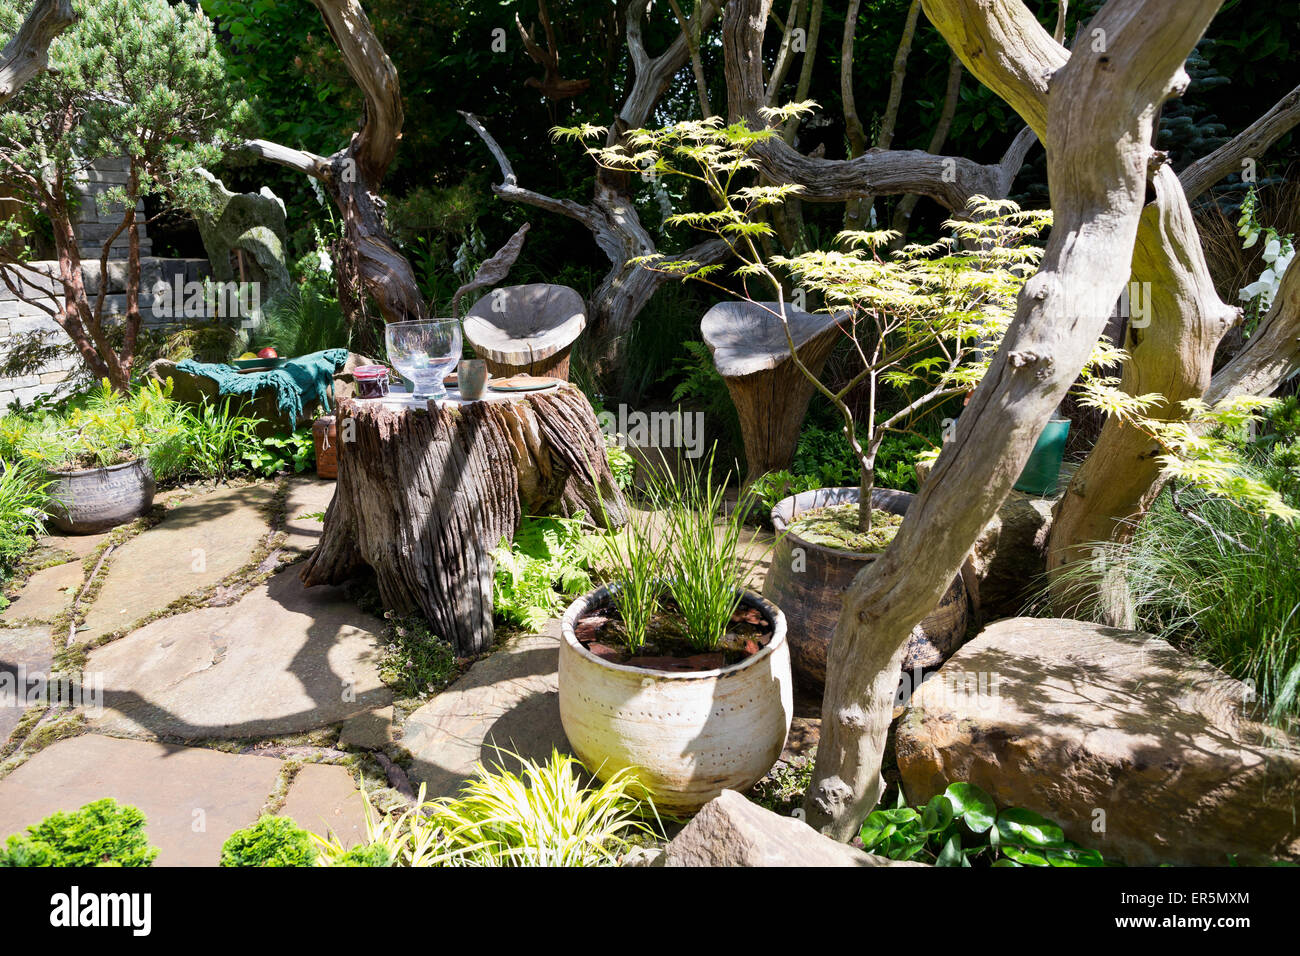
[{"left": 384, "top": 319, "right": 462, "bottom": 402}]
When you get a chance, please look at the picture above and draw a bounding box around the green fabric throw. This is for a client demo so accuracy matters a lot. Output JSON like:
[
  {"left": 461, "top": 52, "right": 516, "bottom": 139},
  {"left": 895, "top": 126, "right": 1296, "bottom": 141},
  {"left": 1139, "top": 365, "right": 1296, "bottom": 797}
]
[{"left": 177, "top": 348, "right": 350, "bottom": 427}]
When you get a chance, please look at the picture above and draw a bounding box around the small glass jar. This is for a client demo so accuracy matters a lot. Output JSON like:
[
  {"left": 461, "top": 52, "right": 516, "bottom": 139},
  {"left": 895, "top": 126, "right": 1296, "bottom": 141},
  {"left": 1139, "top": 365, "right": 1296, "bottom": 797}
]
[{"left": 353, "top": 364, "right": 390, "bottom": 399}]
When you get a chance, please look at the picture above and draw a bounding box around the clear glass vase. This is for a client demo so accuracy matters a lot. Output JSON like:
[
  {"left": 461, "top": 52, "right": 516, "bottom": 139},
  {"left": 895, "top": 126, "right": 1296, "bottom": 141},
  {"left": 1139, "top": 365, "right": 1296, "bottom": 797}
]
[{"left": 384, "top": 319, "right": 462, "bottom": 402}]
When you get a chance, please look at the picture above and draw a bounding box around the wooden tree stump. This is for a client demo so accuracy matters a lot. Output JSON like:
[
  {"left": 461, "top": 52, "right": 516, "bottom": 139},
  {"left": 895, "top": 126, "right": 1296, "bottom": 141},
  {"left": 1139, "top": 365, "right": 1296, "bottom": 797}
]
[
  {"left": 300, "top": 383, "right": 625, "bottom": 655},
  {"left": 702, "top": 300, "right": 843, "bottom": 481},
  {"left": 463, "top": 283, "right": 587, "bottom": 380}
]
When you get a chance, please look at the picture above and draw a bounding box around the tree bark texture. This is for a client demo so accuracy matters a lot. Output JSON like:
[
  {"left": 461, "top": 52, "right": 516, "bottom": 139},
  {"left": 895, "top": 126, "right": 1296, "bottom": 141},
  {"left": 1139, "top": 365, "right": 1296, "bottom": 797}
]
[
  {"left": 1046, "top": 164, "right": 1240, "bottom": 594},
  {"left": 0, "top": 0, "right": 74, "bottom": 105},
  {"left": 300, "top": 385, "right": 627, "bottom": 655},
  {"left": 797, "top": 0, "right": 1223, "bottom": 839},
  {"left": 1046, "top": 44, "right": 1300, "bottom": 586}
]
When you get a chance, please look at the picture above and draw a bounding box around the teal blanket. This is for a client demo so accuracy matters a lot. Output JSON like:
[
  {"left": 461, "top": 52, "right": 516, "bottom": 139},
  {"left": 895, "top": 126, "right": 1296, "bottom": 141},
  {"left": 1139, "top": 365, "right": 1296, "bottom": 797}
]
[{"left": 177, "top": 348, "right": 349, "bottom": 427}]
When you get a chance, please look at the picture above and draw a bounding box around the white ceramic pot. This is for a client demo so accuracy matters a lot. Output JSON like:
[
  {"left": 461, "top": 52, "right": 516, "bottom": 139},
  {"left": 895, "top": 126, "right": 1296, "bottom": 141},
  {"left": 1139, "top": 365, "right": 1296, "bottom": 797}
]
[{"left": 559, "top": 585, "right": 793, "bottom": 813}]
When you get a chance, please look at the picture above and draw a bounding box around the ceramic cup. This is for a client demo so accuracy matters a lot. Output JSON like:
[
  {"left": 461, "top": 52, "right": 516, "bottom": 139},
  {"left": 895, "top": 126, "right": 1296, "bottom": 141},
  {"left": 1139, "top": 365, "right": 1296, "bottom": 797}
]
[{"left": 458, "top": 359, "right": 489, "bottom": 400}]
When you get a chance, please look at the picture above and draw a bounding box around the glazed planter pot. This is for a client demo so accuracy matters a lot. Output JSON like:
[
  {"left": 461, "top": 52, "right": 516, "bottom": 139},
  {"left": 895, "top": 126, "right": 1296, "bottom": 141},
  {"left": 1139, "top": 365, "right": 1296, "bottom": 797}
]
[
  {"left": 45, "top": 458, "right": 156, "bottom": 534},
  {"left": 763, "top": 487, "right": 968, "bottom": 690},
  {"left": 559, "top": 585, "right": 793, "bottom": 814}
]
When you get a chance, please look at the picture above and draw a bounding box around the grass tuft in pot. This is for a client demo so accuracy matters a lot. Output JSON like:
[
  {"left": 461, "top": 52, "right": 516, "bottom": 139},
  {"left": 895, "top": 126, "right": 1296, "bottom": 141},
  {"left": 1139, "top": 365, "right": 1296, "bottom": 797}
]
[{"left": 592, "top": 448, "right": 773, "bottom": 657}]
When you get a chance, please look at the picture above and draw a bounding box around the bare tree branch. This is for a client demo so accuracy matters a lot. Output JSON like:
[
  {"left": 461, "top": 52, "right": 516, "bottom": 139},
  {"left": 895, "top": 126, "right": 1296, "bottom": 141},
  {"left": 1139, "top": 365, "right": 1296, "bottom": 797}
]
[
  {"left": 516, "top": 0, "right": 591, "bottom": 101},
  {"left": 1180, "top": 83, "right": 1300, "bottom": 200}
]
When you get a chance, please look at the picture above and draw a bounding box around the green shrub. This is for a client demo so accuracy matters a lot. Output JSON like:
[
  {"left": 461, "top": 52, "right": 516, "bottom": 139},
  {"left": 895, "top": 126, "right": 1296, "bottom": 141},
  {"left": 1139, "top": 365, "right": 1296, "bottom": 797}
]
[
  {"left": 604, "top": 436, "right": 636, "bottom": 492},
  {"left": 0, "top": 379, "right": 261, "bottom": 483},
  {"left": 240, "top": 427, "right": 315, "bottom": 477},
  {"left": 860, "top": 783, "right": 1108, "bottom": 867},
  {"left": 328, "top": 843, "right": 393, "bottom": 867},
  {"left": 219, "top": 816, "right": 316, "bottom": 867},
  {"left": 791, "top": 424, "right": 858, "bottom": 488},
  {"left": 0, "top": 460, "right": 50, "bottom": 579},
  {"left": 0, "top": 798, "right": 159, "bottom": 867}
]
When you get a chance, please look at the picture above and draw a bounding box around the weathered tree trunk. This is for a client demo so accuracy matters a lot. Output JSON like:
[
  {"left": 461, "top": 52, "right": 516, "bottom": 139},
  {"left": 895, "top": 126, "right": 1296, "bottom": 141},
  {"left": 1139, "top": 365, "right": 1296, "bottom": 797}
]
[
  {"left": 1046, "top": 71, "right": 1300, "bottom": 594},
  {"left": 1046, "top": 164, "right": 1240, "bottom": 603},
  {"left": 701, "top": 300, "right": 842, "bottom": 480},
  {"left": 244, "top": 0, "right": 424, "bottom": 332},
  {"left": 0, "top": 0, "right": 75, "bottom": 106},
  {"left": 300, "top": 385, "right": 626, "bottom": 655},
  {"left": 796, "top": 0, "right": 1223, "bottom": 839},
  {"left": 1205, "top": 259, "right": 1300, "bottom": 404}
]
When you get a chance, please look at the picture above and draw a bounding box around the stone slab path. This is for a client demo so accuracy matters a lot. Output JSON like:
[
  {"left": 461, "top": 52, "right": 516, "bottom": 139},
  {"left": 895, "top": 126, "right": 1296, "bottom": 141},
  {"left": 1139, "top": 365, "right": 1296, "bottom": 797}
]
[
  {"left": 282, "top": 477, "right": 335, "bottom": 558},
  {"left": 36, "top": 530, "right": 110, "bottom": 560},
  {"left": 280, "top": 763, "right": 368, "bottom": 848},
  {"left": 88, "top": 567, "right": 390, "bottom": 740},
  {"left": 0, "top": 479, "right": 394, "bottom": 866},
  {"left": 403, "top": 623, "right": 569, "bottom": 798},
  {"left": 0, "top": 562, "right": 83, "bottom": 624},
  {"left": 0, "top": 735, "right": 282, "bottom": 867},
  {"left": 0, "top": 625, "right": 54, "bottom": 743},
  {"left": 80, "top": 484, "right": 277, "bottom": 642}
]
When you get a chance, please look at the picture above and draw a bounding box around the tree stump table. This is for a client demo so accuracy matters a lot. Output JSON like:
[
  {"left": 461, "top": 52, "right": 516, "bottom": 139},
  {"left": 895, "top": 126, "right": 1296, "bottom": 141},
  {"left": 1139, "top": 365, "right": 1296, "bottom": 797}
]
[
  {"left": 702, "top": 300, "right": 843, "bottom": 481},
  {"left": 463, "top": 283, "right": 587, "bottom": 380},
  {"left": 300, "top": 382, "right": 625, "bottom": 655}
]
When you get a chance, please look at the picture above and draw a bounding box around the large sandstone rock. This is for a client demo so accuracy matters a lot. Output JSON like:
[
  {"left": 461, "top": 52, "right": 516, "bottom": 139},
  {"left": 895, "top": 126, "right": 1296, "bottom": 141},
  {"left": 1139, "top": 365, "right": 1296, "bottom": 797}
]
[
  {"left": 661, "top": 789, "right": 923, "bottom": 867},
  {"left": 966, "top": 494, "right": 1054, "bottom": 621},
  {"left": 896, "top": 617, "right": 1300, "bottom": 866}
]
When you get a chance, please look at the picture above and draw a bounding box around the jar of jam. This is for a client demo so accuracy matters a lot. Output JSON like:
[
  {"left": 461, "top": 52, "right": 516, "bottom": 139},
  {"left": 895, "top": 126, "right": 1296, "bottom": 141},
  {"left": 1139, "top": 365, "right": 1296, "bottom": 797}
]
[{"left": 353, "top": 364, "right": 390, "bottom": 399}]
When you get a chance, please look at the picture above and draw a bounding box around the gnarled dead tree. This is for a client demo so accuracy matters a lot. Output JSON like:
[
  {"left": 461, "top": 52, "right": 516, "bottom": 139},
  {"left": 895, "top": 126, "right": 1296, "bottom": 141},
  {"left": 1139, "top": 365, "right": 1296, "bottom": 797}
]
[
  {"left": 784, "top": 0, "right": 1225, "bottom": 839},
  {"left": 724, "top": 0, "right": 1037, "bottom": 219},
  {"left": 242, "top": 0, "right": 423, "bottom": 336},
  {"left": 516, "top": 0, "right": 590, "bottom": 101},
  {"left": 465, "top": 0, "right": 731, "bottom": 379},
  {"left": 0, "top": 0, "right": 74, "bottom": 106}
]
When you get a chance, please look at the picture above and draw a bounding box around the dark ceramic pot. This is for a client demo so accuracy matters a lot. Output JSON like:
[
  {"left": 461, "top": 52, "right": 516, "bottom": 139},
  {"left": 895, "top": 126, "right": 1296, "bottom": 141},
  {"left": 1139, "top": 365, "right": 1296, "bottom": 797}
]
[
  {"left": 762, "top": 486, "right": 968, "bottom": 689},
  {"left": 46, "top": 458, "right": 156, "bottom": 534}
]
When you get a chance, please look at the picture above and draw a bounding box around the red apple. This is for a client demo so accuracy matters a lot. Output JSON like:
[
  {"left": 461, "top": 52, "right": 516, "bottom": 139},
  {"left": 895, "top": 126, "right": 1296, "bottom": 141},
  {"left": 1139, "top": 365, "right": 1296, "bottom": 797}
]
[{"left": 256, "top": 347, "right": 278, "bottom": 359}]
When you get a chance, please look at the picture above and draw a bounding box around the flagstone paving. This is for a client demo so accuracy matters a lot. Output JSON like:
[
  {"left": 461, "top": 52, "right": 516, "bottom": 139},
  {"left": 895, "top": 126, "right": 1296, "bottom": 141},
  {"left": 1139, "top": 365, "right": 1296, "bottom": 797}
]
[
  {"left": 279, "top": 763, "right": 368, "bottom": 848},
  {"left": 0, "top": 735, "right": 283, "bottom": 867},
  {"left": 0, "top": 472, "right": 804, "bottom": 865},
  {"left": 0, "top": 561, "right": 83, "bottom": 624},
  {"left": 36, "top": 530, "right": 111, "bottom": 561},
  {"left": 78, "top": 483, "right": 277, "bottom": 643},
  {"left": 0, "top": 625, "right": 55, "bottom": 745},
  {"left": 87, "top": 567, "right": 390, "bottom": 740},
  {"left": 402, "top": 623, "right": 569, "bottom": 798},
  {"left": 281, "top": 477, "right": 335, "bottom": 557}
]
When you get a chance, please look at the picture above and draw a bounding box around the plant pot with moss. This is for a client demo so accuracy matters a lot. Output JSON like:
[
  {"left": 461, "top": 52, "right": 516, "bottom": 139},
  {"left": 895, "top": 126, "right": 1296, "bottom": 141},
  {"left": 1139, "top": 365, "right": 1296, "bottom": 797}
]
[
  {"left": 559, "top": 583, "right": 792, "bottom": 814},
  {"left": 763, "top": 486, "right": 967, "bottom": 690}
]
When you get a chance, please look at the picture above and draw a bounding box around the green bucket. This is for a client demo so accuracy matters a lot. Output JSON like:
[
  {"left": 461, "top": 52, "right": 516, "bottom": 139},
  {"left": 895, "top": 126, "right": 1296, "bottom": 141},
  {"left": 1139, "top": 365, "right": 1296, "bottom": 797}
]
[{"left": 1015, "top": 419, "right": 1071, "bottom": 497}]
